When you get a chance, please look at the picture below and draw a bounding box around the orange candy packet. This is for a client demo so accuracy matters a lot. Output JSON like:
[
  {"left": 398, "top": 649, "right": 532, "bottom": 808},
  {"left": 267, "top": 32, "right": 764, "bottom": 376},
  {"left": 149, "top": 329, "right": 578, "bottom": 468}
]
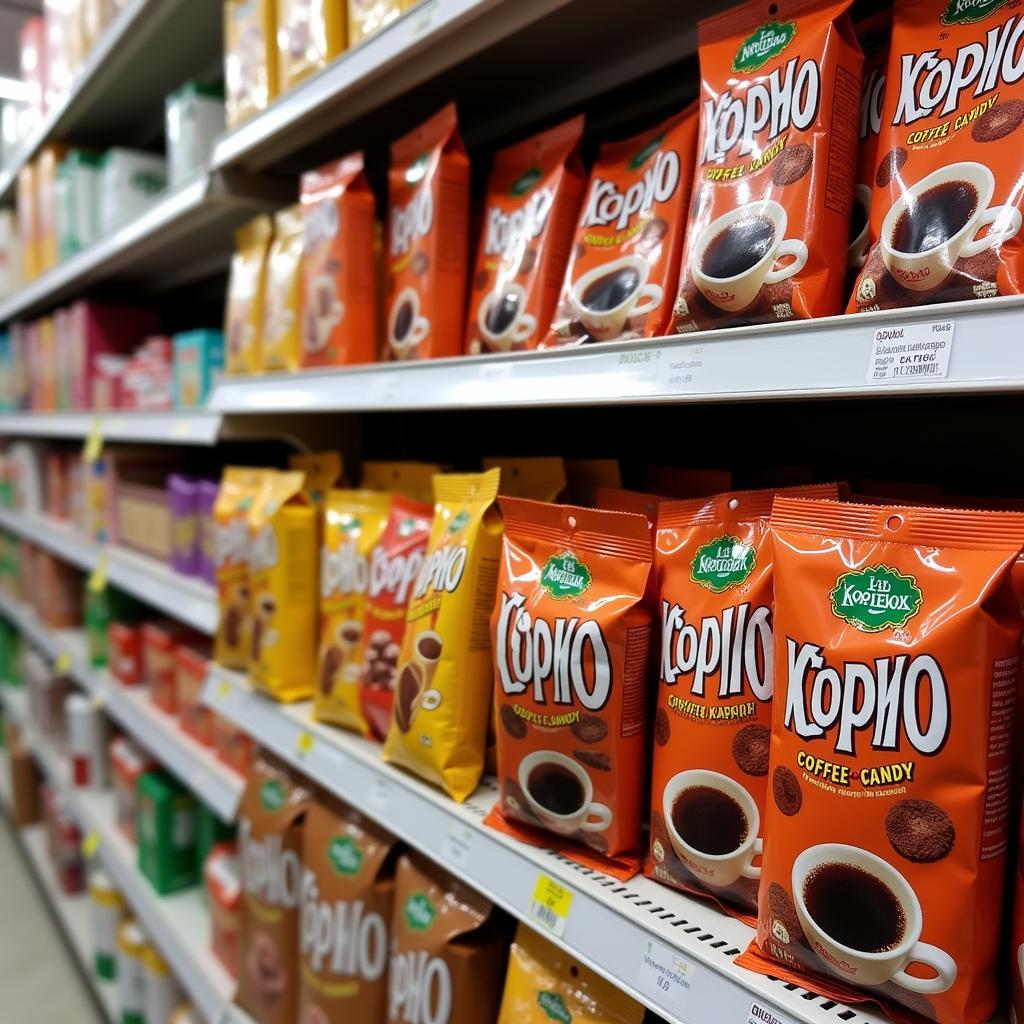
[
  {"left": 544, "top": 107, "right": 698, "bottom": 346},
  {"left": 739, "top": 498, "right": 1024, "bottom": 1024},
  {"left": 300, "top": 153, "right": 377, "bottom": 367},
  {"left": 384, "top": 104, "right": 470, "bottom": 360},
  {"left": 465, "top": 117, "right": 584, "bottom": 354}
]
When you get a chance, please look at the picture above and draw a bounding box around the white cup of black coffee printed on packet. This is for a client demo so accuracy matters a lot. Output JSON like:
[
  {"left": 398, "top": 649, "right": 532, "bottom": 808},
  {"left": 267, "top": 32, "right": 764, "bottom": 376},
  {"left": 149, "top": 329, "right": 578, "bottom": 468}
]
[
  {"left": 662, "top": 768, "right": 762, "bottom": 888},
  {"left": 690, "top": 199, "right": 807, "bottom": 313},
  {"left": 880, "top": 160, "right": 1021, "bottom": 292},
  {"left": 570, "top": 254, "right": 663, "bottom": 339},
  {"left": 477, "top": 282, "right": 537, "bottom": 351},
  {"left": 793, "top": 843, "right": 956, "bottom": 993},
  {"left": 388, "top": 286, "right": 430, "bottom": 357},
  {"left": 518, "top": 749, "right": 611, "bottom": 835}
]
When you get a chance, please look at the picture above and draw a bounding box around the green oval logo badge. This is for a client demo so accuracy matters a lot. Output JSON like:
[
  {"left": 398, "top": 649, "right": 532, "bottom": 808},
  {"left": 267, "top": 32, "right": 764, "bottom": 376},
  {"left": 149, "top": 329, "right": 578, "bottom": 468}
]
[
  {"left": 328, "top": 836, "right": 363, "bottom": 876},
  {"left": 941, "top": 0, "right": 1007, "bottom": 25},
  {"left": 690, "top": 535, "right": 756, "bottom": 592},
  {"left": 511, "top": 167, "right": 542, "bottom": 196},
  {"left": 404, "top": 892, "right": 436, "bottom": 932},
  {"left": 538, "top": 992, "right": 573, "bottom": 1023},
  {"left": 540, "top": 551, "right": 592, "bottom": 600},
  {"left": 260, "top": 779, "right": 285, "bottom": 812},
  {"left": 448, "top": 510, "right": 470, "bottom": 534},
  {"left": 732, "top": 20, "right": 798, "bottom": 72},
  {"left": 830, "top": 564, "right": 922, "bottom": 633}
]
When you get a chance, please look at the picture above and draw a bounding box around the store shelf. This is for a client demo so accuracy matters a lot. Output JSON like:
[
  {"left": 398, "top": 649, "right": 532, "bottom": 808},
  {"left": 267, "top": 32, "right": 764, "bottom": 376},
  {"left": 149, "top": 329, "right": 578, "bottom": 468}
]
[
  {"left": 0, "top": 0, "right": 223, "bottom": 206},
  {"left": 0, "top": 172, "right": 286, "bottom": 327},
  {"left": 208, "top": 294, "right": 1024, "bottom": 412},
  {"left": 0, "top": 411, "right": 223, "bottom": 446},
  {"left": 203, "top": 665, "right": 888, "bottom": 1024},
  {"left": 0, "top": 590, "right": 241, "bottom": 821},
  {"left": 0, "top": 508, "right": 217, "bottom": 635},
  {"left": 212, "top": 0, "right": 569, "bottom": 172},
  {"left": 0, "top": 684, "right": 248, "bottom": 1024}
]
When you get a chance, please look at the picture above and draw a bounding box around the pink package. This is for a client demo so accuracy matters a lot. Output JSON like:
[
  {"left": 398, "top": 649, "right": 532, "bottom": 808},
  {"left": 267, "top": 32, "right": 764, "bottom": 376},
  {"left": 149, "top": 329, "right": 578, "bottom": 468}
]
[
  {"left": 53, "top": 308, "right": 73, "bottom": 409},
  {"left": 69, "top": 301, "right": 159, "bottom": 410},
  {"left": 92, "top": 353, "right": 127, "bottom": 410},
  {"left": 19, "top": 18, "right": 46, "bottom": 121},
  {"left": 9, "top": 323, "right": 28, "bottom": 410},
  {"left": 122, "top": 337, "right": 174, "bottom": 411},
  {"left": 24, "top": 321, "right": 42, "bottom": 410}
]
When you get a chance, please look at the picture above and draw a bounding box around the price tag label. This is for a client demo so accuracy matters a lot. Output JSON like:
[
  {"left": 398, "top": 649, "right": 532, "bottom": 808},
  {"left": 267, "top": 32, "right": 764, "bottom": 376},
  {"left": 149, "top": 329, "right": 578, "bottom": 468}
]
[
  {"left": 81, "top": 831, "right": 100, "bottom": 858},
  {"left": 296, "top": 730, "right": 315, "bottom": 758},
  {"left": 83, "top": 417, "right": 104, "bottom": 463},
  {"left": 440, "top": 821, "right": 475, "bottom": 869},
  {"left": 54, "top": 652, "right": 71, "bottom": 675},
  {"left": 634, "top": 938, "right": 694, "bottom": 1014},
  {"left": 657, "top": 345, "right": 704, "bottom": 394},
  {"left": 87, "top": 555, "right": 109, "bottom": 593},
  {"left": 368, "top": 776, "right": 393, "bottom": 813},
  {"left": 529, "top": 874, "right": 573, "bottom": 937},
  {"left": 746, "top": 1001, "right": 796, "bottom": 1024},
  {"left": 867, "top": 320, "right": 954, "bottom": 383},
  {"left": 407, "top": 0, "right": 438, "bottom": 37}
]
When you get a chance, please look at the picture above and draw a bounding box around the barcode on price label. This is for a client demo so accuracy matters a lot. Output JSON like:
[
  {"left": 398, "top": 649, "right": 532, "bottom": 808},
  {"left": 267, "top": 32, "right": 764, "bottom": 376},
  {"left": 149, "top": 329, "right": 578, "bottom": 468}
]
[
  {"left": 747, "top": 1000, "right": 797, "bottom": 1024},
  {"left": 529, "top": 874, "right": 573, "bottom": 937},
  {"left": 867, "top": 320, "right": 954, "bottom": 383}
]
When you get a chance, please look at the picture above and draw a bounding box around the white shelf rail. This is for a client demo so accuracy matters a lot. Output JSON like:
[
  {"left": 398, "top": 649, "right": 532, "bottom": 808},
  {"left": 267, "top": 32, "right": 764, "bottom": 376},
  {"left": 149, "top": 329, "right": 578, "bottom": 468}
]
[
  {"left": 203, "top": 665, "right": 889, "bottom": 1024},
  {"left": 0, "top": 412, "right": 223, "bottom": 446}
]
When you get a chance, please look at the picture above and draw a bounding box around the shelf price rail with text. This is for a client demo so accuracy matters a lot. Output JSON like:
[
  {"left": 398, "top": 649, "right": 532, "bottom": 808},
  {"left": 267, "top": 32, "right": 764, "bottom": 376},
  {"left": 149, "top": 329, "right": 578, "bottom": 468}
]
[{"left": 203, "top": 665, "right": 890, "bottom": 1024}]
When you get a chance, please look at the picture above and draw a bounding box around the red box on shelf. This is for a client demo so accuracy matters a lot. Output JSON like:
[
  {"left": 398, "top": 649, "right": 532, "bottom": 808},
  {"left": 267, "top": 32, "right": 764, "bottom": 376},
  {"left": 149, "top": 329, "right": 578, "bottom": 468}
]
[
  {"left": 110, "top": 735, "right": 156, "bottom": 842},
  {"left": 141, "top": 621, "right": 192, "bottom": 714},
  {"left": 213, "top": 714, "right": 252, "bottom": 776},
  {"left": 108, "top": 620, "right": 143, "bottom": 685},
  {"left": 176, "top": 643, "right": 212, "bottom": 746},
  {"left": 205, "top": 842, "right": 240, "bottom": 978}
]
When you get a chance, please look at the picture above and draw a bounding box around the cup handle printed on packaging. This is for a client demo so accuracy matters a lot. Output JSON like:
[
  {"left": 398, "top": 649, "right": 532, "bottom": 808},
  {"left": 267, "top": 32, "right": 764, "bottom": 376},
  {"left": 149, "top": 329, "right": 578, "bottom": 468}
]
[
  {"left": 630, "top": 283, "right": 663, "bottom": 316},
  {"left": 411, "top": 317, "right": 430, "bottom": 346},
  {"left": 740, "top": 837, "right": 764, "bottom": 880},
  {"left": 764, "top": 239, "right": 808, "bottom": 284},
  {"left": 961, "top": 205, "right": 1022, "bottom": 258},
  {"left": 581, "top": 802, "right": 613, "bottom": 832},
  {"left": 892, "top": 943, "right": 957, "bottom": 995},
  {"left": 513, "top": 313, "right": 537, "bottom": 343}
]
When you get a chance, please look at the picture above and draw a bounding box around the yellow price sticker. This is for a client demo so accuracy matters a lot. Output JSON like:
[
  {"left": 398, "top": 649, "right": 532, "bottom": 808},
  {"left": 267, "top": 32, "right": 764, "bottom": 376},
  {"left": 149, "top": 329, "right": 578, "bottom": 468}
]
[
  {"left": 172, "top": 421, "right": 189, "bottom": 438},
  {"left": 82, "top": 831, "right": 100, "bottom": 858},
  {"left": 54, "top": 652, "right": 71, "bottom": 675},
  {"left": 87, "top": 555, "right": 109, "bottom": 593},
  {"left": 90, "top": 692, "right": 106, "bottom": 711},
  {"left": 216, "top": 680, "right": 232, "bottom": 700},
  {"left": 83, "top": 417, "right": 103, "bottom": 463},
  {"left": 296, "top": 731, "right": 315, "bottom": 757},
  {"left": 529, "top": 874, "right": 574, "bottom": 937}
]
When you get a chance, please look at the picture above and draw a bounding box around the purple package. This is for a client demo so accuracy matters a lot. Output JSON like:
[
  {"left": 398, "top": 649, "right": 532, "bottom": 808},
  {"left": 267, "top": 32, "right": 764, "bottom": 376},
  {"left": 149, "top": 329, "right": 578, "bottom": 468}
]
[
  {"left": 197, "top": 479, "right": 219, "bottom": 585},
  {"left": 168, "top": 474, "right": 199, "bottom": 576}
]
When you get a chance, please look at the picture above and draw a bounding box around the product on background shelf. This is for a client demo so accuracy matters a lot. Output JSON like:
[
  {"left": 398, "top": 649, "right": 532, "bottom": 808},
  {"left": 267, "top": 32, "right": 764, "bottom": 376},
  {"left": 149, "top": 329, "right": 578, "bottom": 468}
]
[
  {"left": 142, "top": 619, "right": 193, "bottom": 712},
  {"left": 546, "top": 106, "right": 698, "bottom": 346},
  {"left": 491, "top": 498, "right": 651, "bottom": 864},
  {"left": 37, "top": 144, "right": 69, "bottom": 272},
  {"left": 384, "top": 103, "right": 470, "bottom": 361},
  {"left": 89, "top": 869, "right": 125, "bottom": 981},
  {"left": 99, "top": 148, "right": 167, "bottom": 235},
  {"left": 359, "top": 492, "right": 432, "bottom": 741},
  {"left": 348, "top": 0, "right": 410, "bottom": 45},
  {"left": 299, "top": 152, "right": 377, "bottom": 367},
  {"left": 214, "top": 466, "right": 268, "bottom": 669},
  {"left": 237, "top": 752, "right": 312, "bottom": 1024},
  {"left": 143, "top": 944, "right": 184, "bottom": 1024},
  {"left": 56, "top": 149, "right": 101, "bottom": 260},
  {"left": 674, "top": 0, "right": 862, "bottom": 331},
  {"left": 276, "top": 0, "right": 346, "bottom": 92},
  {"left": 138, "top": 769, "right": 199, "bottom": 895},
  {"left": 198, "top": 479, "right": 220, "bottom": 585},
  {"left": 465, "top": 117, "right": 585, "bottom": 355},
  {"left": 213, "top": 713, "right": 253, "bottom": 775},
  {"left": 43, "top": 0, "right": 72, "bottom": 110},
  {"left": 226, "top": 215, "right": 273, "bottom": 374},
  {"left": 17, "top": 162, "right": 38, "bottom": 282},
  {"left": 110, "top": 735, "right": 156, "bottom": 842},
  {"left": 166, "top": 82, "right": 226, "bottom": 190},
  {"left": 497, "top": 922, "right": 644, "bottom": 1023},
  {"left": 197, "top": 800, "right": 237, "bottom": 870},
  {"left": 484, "top": 457, "right": 567, "bottom": 502},
  {"left": 65, "top": 691, "right": 110, "bottom": 788},
  {"left": 169, "top": 474, "right": 201, "bottom": 577},
  {"left": 846, "top": 12, "right": 891, "bottom": 286},
  {"left": 299, "top": 793, "right": 397, "bottom": 1022},
  {"left": 122, "top": 335, "right": 175, "bottom": 411},
  {"left": 739, "top": 499, "right": 1024, "bottom": 1024},
  {"left": 37, "top": 550, "right": 81, "bottom": 627},
  {"left": 19, "top": 17, "right": 46, "bottom": 130},
  {"left": 173, "top": 329, "right": 225, "bottom": 408},
  {"left": 289, "top": 450, "right": 343, "bottom": 506},
  {"left": 224, "top": 0, "right": 278, "bottom": 128},
  {"left": 263, "top": 204, "right": 304, "bottom": 371},
  {"left": 388, "top": 851, "right": 507, "bottom": 1024},
  {"left": 360, "top": 460, "right": 439, "bottom": 505},
  {"left": 0, "top": 210, "right": 21, "bottom": 298},
  {"left": 383, "top": 468, "right": 502, "bottom": 801},
  {"left": 206, "top": 841, "right": 241, "bottom": 978},
  {"left": 109, "top": 619, "right": 144, "bottom": 684},
  {"left": 249, "top": 469, "right": 317, "bottom": 702},
  {"left": 117, "top": 919, "right": 147, "bottom": 1024},
  {"left": 850, "top": 0, "right": 1024, "bottom": 312},
  {"left": 7, "top": 723, "right": 41, "bottom": 826},
  {"left": 177, "top": 641, "right": 213, "bottom": 745},
  {"left": 315, "top": 488, "right": 391, "bottom": 733},
  {"left": 647, "top": 484, "right": 836, "bottom": 915}
]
